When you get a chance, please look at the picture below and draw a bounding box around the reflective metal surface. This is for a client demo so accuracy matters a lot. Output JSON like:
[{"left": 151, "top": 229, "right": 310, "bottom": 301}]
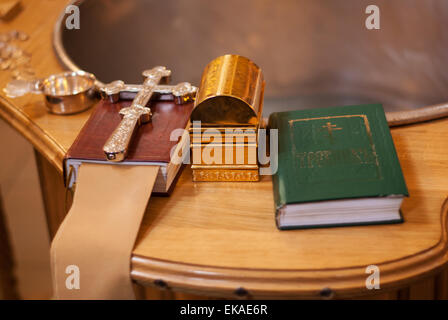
[
  {"left": 42, "top": 71, "right": 98, "bottom": 114},
  {"left": 192, "top": 54, "right": 264, "bottom": 126},
  {"left": 42, "top": 71, "right": 95, "bottom": 96},
  {"left": 4, "top": 70, "right": 98, "bottom": 114},
  {"left": 103, "top": 66, "right": 197, "bottom": 162},
  {"left": 55, "top": 0, "right": 448, "bottom": 120},
  {"left": 100, "top": 80, "right": 197, "bottom": 105}
]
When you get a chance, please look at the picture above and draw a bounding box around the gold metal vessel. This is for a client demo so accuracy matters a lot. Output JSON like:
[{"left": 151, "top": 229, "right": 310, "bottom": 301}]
[
  {"left": 191, "top": 54, "right": 265, "bottom": 127},
  {"left": 190, "top": 54, "right": 264, "bottom": 182}
]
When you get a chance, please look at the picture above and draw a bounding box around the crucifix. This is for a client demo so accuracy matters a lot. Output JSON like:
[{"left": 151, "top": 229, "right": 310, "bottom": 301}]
[
  {"left": 322, "top": 121, "right": 342, "bottom": 139},
  {"left": 101, "top": 66, "right": 197, "bottom": 162}
]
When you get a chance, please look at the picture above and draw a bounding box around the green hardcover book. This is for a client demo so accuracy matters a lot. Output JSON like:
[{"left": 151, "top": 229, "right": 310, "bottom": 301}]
[{"left": 268, "top": 104, "right": 408, "bottom": 230}]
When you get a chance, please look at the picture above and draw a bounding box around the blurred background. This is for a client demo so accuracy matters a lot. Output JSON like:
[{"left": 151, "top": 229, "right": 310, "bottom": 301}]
[{"left": 60, "top": 0, "right": 448, "bottom": 115}]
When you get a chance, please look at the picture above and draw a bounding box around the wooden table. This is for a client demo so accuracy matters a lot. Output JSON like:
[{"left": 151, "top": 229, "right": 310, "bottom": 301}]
[{"left": 1, "top": 0, "right": 448, "bottom": 299}]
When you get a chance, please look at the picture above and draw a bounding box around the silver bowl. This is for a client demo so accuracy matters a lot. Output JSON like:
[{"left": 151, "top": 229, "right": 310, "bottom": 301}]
[
  {"left": 41, "top": 70, "right": 97, "bottom": 114},
  {"left": 4, "top": 70, "right": 98, "bottom": 115}
]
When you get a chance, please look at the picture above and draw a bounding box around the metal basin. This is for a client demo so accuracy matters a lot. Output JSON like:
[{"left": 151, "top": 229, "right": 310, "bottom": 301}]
[{"left": 54, "top": 0, "right": 448, "bottom": 122}]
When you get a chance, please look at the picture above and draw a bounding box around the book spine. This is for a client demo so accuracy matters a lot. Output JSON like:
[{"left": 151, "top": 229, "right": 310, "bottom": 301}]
[{"left": 374, "top": 106, "right": 409, "bottom": 197}]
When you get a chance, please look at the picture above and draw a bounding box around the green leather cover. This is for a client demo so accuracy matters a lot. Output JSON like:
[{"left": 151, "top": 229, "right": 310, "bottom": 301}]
[{"left": 269, "top": 104, "right": 408, "bottom": 216}]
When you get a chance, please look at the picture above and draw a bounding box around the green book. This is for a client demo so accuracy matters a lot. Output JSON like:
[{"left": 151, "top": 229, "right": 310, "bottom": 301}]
[{"left": 268, "top": 104, "right": 408, "bottom": 230}]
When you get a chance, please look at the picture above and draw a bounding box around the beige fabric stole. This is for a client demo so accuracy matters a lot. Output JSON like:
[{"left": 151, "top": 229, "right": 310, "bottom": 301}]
[{"left": 50, "top": 163, "right": 159, "bottom": 299}]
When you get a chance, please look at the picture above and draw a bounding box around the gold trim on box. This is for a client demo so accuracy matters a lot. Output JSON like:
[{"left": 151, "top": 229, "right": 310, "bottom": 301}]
[
  {"left": 189, "top": 126, "right": 258, "bottom": 132},
  {"left": 192, "top": 164, "right": 259, "bottom": 170},
  {"left": 192, "top": 168, "right": 259, "bottom": 182},
  {"left": 190, "top": 144, "right": 258, "bottom": 166}
]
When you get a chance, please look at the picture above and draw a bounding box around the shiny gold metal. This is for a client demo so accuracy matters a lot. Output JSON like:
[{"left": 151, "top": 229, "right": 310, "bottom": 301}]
[
  {"left": 190, "top": 143, "right": 258, "bottom": 166},
  {"left": 191, "top": 54, "right": 265, "bottom": 127},
  {"left": 190, "top": 55, "right": 264, "bottom": 181},
  {"left": 191, "top": 167, "right": 259, "bottom": 182},
  {"left": 189, "top": 125, "right": 261, "bottom": 181}
]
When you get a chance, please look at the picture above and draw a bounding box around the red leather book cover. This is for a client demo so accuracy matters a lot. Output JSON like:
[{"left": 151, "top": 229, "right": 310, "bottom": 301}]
[
  {"left": 64, "top": 99, "right": 194, "bottom": 192},
  {"left": 66, "top": 99, "right": 193, "bottom": 162}
]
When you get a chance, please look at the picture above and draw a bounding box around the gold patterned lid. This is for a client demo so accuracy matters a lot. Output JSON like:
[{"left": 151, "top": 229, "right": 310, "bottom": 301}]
[{"left": 191, "top": 54, "right": 265, "bottom": 127}]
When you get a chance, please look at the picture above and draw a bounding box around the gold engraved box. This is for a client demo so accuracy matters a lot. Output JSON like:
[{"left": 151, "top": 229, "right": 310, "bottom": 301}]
[{"left": 190, "top": 54, "right": 265, "bottom": 181}]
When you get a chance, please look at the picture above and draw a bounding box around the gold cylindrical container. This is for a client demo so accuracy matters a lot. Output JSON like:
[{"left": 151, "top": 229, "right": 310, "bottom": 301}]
[
  {"left": 190, "top": 54, "right": 264, "bottom": 182},
  {"left": 190, "top": 54, "right": 265, "bottom": 126}
]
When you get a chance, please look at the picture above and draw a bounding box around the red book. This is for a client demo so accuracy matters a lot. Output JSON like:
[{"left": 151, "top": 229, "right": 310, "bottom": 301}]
[{"left": 64, "top": 98, "right": 193, "bottom": 194}]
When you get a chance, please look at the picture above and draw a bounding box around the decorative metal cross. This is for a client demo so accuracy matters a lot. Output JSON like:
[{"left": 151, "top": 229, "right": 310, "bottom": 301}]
[{"left": 101, "top": 66, "right": 197, "bottom": 162}]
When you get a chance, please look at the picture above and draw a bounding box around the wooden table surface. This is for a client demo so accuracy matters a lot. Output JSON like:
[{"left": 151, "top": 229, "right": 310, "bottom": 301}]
[{"left": 1, "top": 0, "right": 448, "bottom": 299}]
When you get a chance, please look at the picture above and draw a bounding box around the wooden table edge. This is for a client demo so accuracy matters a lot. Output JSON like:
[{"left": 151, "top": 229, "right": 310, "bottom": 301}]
[{"left": 131, "top": 198, "right": 448, "bottom": 298}]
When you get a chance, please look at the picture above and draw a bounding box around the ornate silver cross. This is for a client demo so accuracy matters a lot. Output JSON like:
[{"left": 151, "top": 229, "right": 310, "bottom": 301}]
[{"left": 102, "top": 66, "right": 197, "bottom": 162}]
